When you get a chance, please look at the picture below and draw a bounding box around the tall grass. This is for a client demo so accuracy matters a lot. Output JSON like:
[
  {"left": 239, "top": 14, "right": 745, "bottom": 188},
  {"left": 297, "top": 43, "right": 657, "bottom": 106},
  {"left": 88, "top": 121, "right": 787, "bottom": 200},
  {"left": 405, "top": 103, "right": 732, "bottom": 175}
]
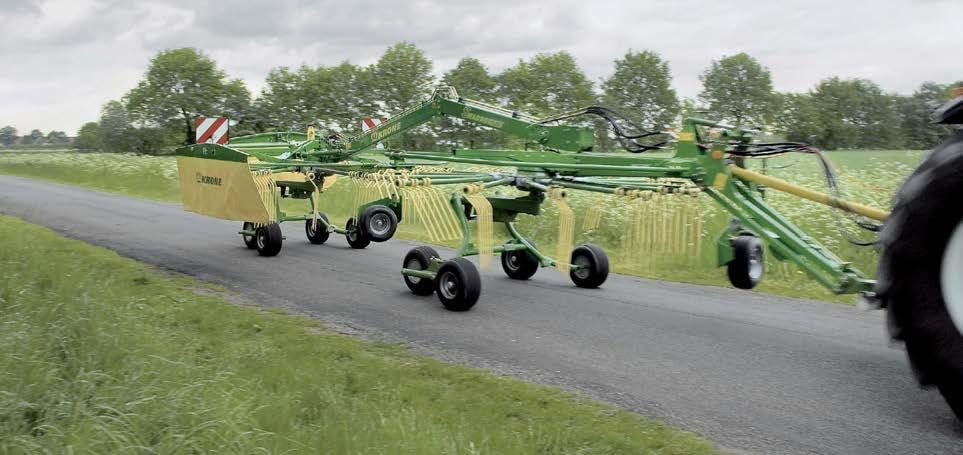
[
  {"left": 0, "top": 152, "right": 180, "bottom": 201},
  {"left": 0, "top": 215, "right": 714, "bottom": 453},
  {"left": 0, "top": 150, "right": 924, "bottom": 303}
]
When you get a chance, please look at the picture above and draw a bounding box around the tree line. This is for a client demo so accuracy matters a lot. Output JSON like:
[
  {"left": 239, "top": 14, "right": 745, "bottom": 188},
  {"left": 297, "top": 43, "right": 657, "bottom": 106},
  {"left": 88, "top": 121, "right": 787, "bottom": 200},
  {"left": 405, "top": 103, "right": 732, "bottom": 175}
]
[
  {"left": 20, "top": 43, "right": 962, "bottom": 153},
  {"left": 0, "top": 127, "right": 69, "bottom": 147}
]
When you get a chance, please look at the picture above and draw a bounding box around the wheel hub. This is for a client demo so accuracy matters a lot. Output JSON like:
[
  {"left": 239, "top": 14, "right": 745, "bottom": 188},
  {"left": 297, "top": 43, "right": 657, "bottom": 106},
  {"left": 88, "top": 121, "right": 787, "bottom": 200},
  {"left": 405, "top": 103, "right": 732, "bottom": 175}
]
[
  {"left": 346, "top": 220, "right": 358, "bottom": 241},
  {"left": 507, "top": 253, "right": 520, "bottom": 271},
  {"left": 748, "top": 247, "right": 763, "bottom": 280},
  {"left": 572, "top": 255, "right": 591, "bottom": 279},
  {"left": 439, "top": 271, "right": 458, "bottom": 299},
  {"left": 406, "top": 258, "right": 423, "bottom": 284},
  {"left": 243, "top": 223, "right": 254, "bottom": 242},
  {"left": 369, "top": 213, "right": 391, "bottom": 236},
  {"left": 941, "top": 220, "right": 963, "bottom": 335}
]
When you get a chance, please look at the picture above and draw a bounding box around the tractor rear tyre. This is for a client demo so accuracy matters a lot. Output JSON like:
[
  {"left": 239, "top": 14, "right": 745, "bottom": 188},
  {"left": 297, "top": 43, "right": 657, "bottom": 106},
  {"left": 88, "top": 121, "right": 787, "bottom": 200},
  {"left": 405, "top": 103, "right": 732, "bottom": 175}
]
[
  {"left": 242, "top": 222, "right": 257, "bottom": 249},
  {"left": 359, "top": 205, "right": 398, "bottom": 243},
  {"left": 727, "top": 235, "right": 764, "bottom": 290},
  {"left": 877, "top": 130, "right": 963, "bottom": 420},
  {"left": 255, "top": 223, "right": 283, "bottom": 257},
  {"left": 305, "top": 213, "right": 330, "bottom": 245},
  {"left": 435, "top": 257, "right": 481, "bottom": 311},
  {"left": 501, "top": 239, "right": 539, "bottom": 280},
  {"left": 403, "top": 246, "right": 440, "bottom": 296},
  {"left": 569, "top": 244, "right": 609, "bottom": 288},
  {"left": 345, "top": 218, "right": 370, "bottom": 249}
]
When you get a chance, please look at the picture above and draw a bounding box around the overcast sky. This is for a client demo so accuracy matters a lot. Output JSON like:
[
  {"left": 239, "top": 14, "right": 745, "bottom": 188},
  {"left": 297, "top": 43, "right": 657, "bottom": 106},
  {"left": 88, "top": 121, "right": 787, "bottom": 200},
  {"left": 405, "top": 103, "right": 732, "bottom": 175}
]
[{"left": 2, "top": 0, "right": 961, "bottom": 134}]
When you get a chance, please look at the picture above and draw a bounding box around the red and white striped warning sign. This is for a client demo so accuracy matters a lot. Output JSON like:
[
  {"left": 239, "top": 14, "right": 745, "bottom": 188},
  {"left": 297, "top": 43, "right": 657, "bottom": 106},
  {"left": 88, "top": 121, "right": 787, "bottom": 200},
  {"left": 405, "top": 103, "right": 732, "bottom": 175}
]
[
  {"left": 195, "top": 116, "right": 229, "bottom": 144},
  {"left": 361, "top": 117, "right": 388, "bottom": 132}
]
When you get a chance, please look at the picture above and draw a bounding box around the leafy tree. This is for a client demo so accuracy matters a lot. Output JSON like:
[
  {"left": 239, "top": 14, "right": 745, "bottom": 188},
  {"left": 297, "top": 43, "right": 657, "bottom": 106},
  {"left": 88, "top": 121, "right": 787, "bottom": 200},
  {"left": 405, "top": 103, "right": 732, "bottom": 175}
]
[
  {"left": 439, "top": 58, "right": 500, "bottom": 148},
  {"left": 0, "top": 126, "right": 16, "bottom": 146},
  {"left": 125, "top": 48, "right": 251, "bottom": 145},
  {"left": 442, "top": 57, "right": 497, "bottom": 102},
  {"left": 255, "top": 62, "right": 378, "bottom": 134},
  {"left": 602, "top": 50, "right": 679, "bottom": 132},
  {"left": 46, "top": 130, "right": 68, "bottom": 144},
  {"left": 255, "top": 66, "right": 315, "bottom": 130},
  {"left": 308, "top": 62, "right": 379, "bottom": 133},
  {"left": 373, "top": 42, "right": 434, "bottom": 114},
  {"left": 130, "top": 126, "right": 171, "bottom": 154},
  {"left": 497, "top": 52, "right": 599, "bottom": 149},
  {"left": 97, "top": 100, "right": 135, "bottom": 152},
  {"left": 808, "top": 77, "right": 900, "bottom": 149},
  {"left": 699, "top": 53, "right": 775, "bottom": 127},
  {"left": 23, "top": 129, "right": 44, "bottom": 145},
  {"left": 497, "top": 51, "right": 595, "bottom": 117},
  {"left": 772, "top": 93, "right": 821, "bottom": 143},
  {"left": 369, "top": 43, "right": 435, "bottom": 149},
  {"left": 897, "top": 82, "right": 954, "bottom": 149},
  {"left": 75, "top": 122, "right": 99, "bottom": 150},
  {"left": 676, "top": 97, "right": 707, "bottom": 124},
  {"left": 336, "top": 62, "right": 381, "bottom": 133}
]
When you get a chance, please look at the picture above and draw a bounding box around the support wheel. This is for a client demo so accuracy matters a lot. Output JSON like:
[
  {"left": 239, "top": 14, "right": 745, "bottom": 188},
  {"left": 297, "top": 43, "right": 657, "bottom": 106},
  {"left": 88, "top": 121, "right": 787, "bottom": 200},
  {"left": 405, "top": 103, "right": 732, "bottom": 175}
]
[
  {"left": 727, "top": 235, "right": 764, "bottom": 290},
  {"left": 359, "top": 205, "right": 398, "bottom": 243},
  {"left": 305, "top": 213, "right": 330, "bottom": 245},
  {"left": 403, "top": 246, "right": 440, "bottom": 296},
  {"left": 255, "top": 223, "right": 283, "bottom": 257},
  {"left": 569, "top": 244, "right": 609, "bottom": 288},
  {"left": 242, "top": 222, "right": 257, "bottom": 249},
  {"left": 435, "top": 258, "right": 481, "bottom": 311},
  {"left": 345, "top": 218, "right": 370, "bottom": 249},
  {"left": 877, "top": 131, "right": 963, "bottom": 420},
  {"left": 501, "top": 241, "right": 539, "bottom": 280}
]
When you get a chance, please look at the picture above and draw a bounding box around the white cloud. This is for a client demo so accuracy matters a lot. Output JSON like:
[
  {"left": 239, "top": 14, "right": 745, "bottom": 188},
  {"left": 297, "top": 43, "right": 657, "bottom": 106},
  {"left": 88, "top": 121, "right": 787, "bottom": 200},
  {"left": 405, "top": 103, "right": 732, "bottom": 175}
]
[{"left": 1, "top": 0, "right": 960, "bottom": 133}]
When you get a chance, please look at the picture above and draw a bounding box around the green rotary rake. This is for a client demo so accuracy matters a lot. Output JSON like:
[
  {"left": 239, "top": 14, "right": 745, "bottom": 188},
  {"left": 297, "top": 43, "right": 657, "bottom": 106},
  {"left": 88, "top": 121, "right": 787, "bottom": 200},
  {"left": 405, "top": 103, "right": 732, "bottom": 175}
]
[{"left": 175, "top": 86, "right": 963, "bottom": 419}]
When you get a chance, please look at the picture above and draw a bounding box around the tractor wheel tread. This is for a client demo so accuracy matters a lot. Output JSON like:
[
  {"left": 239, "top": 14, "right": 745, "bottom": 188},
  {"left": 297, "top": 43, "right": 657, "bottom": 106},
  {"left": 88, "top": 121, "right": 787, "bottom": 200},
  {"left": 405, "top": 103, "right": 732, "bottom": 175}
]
[
  {"left": 727, "top": 235, "right": 764, "bottom": 290},
  {"left": 877, "top": 131, "right": 963, "bottom": 421}
]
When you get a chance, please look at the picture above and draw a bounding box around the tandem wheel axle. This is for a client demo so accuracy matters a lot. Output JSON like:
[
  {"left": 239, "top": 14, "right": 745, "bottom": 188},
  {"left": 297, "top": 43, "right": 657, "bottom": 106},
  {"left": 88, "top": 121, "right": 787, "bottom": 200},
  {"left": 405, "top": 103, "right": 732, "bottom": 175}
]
[
  {"left": 400, "top": 242, "right": 609, "bottom": 312},
  {"left": 237, "top": 204, "right": 400, "bottom": 256}
]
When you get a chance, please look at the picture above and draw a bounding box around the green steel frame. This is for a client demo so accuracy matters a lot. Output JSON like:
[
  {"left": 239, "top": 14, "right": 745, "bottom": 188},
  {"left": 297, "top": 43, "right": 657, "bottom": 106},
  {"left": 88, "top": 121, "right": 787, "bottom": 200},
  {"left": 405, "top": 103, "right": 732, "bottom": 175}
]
[{"left": 177, "top": 86, "right": 877, "bottom": 295}]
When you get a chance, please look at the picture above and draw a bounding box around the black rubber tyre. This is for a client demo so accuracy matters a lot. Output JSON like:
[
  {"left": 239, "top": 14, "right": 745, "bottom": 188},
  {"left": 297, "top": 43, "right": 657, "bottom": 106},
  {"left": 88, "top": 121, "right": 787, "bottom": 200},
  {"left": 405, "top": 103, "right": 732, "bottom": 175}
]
[
  {"left": 876, "top": 130, "right": 963, "bottom": 420},
  {"left": 501, "top": 240, "right": 539, "bottom": 280},
  {"left": 242, "top": 222, "right": 257, "bottom": 249},
  {"left": 727, "top": 235, "right": 764, "bottom": 290},
  {"left": 255, "top": 223, "right": 283, "bottom": 257},
  {"left": 345, "top": 218, "right": 370, "bottom": 249},
  {"left": 359, "top": 205, "right": 398, "bottom": 243},
  {"left": 569, "top": 243, "right": 609, "bottom": 288},
  {"left": 435, "top": 257, "right": 481, "bottom": 311},
  {"left": 403, "top": 246, "right": 440, "bottom": 296},
  {"left": 305, "top": 213, "right": 330, "bottom": 245}
]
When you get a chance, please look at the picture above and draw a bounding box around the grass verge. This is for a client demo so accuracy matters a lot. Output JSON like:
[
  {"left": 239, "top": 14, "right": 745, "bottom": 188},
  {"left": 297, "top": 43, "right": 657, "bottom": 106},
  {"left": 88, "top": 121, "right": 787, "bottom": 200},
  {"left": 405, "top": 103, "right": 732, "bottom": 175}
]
[{"left": 0, "top": 215, "right": 714, "bottom": 453}]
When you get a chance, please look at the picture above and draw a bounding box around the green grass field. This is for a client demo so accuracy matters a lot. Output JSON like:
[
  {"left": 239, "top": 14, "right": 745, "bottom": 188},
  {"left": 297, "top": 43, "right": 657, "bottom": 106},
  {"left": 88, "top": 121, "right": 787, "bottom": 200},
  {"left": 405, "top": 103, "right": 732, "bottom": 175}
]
[
  {"left": 0, "top": 214, "right": 714, "bottom": 453},
  {"left": 0, "top": 149, "right": 924, "bottom": 303}
]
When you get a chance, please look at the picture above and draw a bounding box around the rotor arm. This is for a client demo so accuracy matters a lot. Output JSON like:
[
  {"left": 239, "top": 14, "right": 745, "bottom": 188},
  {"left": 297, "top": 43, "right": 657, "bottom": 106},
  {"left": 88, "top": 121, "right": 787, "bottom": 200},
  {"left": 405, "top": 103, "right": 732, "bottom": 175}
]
[{"left": 338, "top": 87, "right": 596, "bottom": 156}]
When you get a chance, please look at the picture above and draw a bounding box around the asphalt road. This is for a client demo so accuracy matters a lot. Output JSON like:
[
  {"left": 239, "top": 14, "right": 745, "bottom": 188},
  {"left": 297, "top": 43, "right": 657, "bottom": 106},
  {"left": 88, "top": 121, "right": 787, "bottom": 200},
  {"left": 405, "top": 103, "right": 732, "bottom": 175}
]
[{"left": 1, "top": 175, "right": 960, "bottom": 454}]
